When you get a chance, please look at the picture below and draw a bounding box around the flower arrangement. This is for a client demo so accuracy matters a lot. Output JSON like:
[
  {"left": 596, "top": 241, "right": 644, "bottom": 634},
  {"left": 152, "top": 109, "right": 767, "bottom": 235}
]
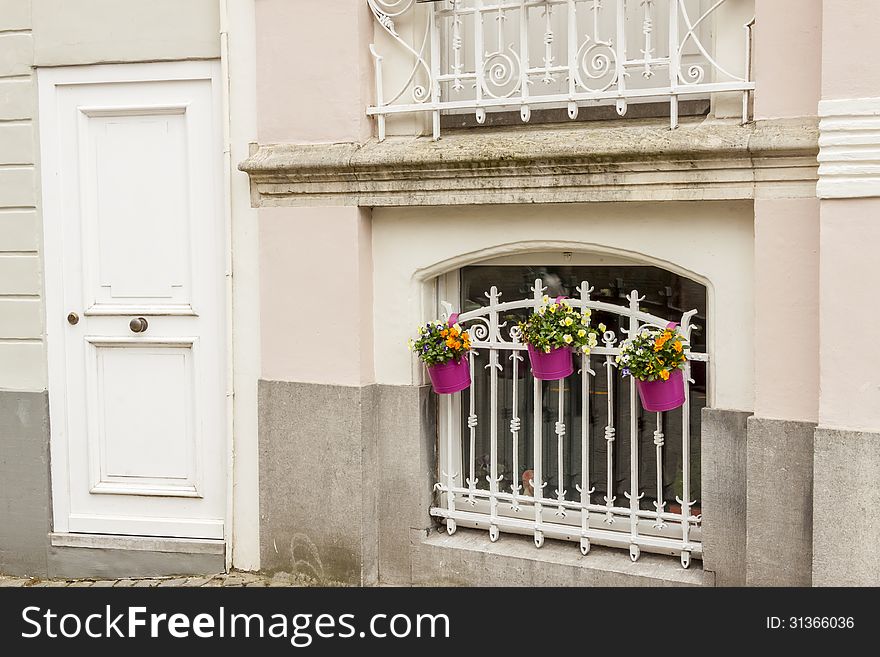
[
  {"left": 517, "top": 296, "right": 603, "bottom": 354},
  {"left": 409, "top": 317, "right": 474, "bottom": 395},
  {"left": 409, "top": 320, "right": 471, "bottom": 365},
  {"left": 617, "top": 326, "right": 688, "bottom": 382}
]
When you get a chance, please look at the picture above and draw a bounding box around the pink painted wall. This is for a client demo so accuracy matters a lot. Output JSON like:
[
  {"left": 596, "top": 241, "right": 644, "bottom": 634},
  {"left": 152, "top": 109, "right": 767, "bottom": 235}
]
[
  {"left": 819, "top": 199, "right": 880, "bottom": 430},
  {"left": 753, "top": 198, "right": 819, "bottom": 421},
  {"left": 753, "top": 0, "right": 821, "bottom": 119},
  {"left": 822, "top": 0, "right": 880, "bottom": 100},
  {"left": 817, "top": 2, "right": 880, "bottom": 431},
  {"left": 254, "top": 0, "right": 373, "bottom": 144},
  {"left": 750, "top": 2, "right": 822, "bottom": 421},
  {"left": 254, "top": 1, "right": 375, "bottom": 386},
  {"left": 259, "top": 207, "right": 374, "bottom": 386}
]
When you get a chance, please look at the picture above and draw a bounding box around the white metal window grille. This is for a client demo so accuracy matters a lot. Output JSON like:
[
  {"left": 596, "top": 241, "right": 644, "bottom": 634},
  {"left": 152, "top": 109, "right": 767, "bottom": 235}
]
[
  {"left": 367, "top": 0, "right": 755, "bottom": 140},
  {"left": 431, "top": 278, "right": 707, "bottom": 568}
]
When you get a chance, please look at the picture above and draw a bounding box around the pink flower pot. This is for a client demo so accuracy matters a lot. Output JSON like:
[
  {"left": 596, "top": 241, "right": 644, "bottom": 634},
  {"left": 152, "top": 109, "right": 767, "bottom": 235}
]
[
  {"left": 427, "top": 357, "right": 471, "bottom": 394},
  {"left": 527, "top": 344, "right": 574, "bottom": 381},
  {"left": 636, "top": 368, "right": 685, "bottom": 412}
]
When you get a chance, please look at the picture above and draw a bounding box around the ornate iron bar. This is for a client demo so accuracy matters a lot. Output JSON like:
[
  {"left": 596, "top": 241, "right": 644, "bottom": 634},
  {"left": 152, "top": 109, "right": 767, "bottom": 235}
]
[
  {"left": 368, "top": 0, "right": 755, "bottom": 139},
  {"left": 431, "top": 278, "right": 706, "bottom": 567}
]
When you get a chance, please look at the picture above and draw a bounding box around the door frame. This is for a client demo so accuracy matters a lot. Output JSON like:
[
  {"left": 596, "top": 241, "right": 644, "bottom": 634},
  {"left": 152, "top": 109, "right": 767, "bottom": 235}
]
[{"left": 38, "top": 60, "right": 233, "bottom": 558}]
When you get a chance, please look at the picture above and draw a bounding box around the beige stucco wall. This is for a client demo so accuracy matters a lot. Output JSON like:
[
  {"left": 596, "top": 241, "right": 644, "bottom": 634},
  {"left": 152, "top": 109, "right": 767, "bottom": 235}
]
[
  {"left": 372, "top": 201, "right": 755, "bottom": 412},
  {"left": 0, "top": 3, "right": 44, "bottom": 391},
  {"left": 254, "top": 0, "right": 373, "bottom": 144},
  {"left": 259, "top": 206, "right": 374, "bottom": 386},
  {"left": 1, "top": 1, "right": 223, "bottom": 393},
  {"left": 31, "top": 0, "right": 220, "bottom": 66}
]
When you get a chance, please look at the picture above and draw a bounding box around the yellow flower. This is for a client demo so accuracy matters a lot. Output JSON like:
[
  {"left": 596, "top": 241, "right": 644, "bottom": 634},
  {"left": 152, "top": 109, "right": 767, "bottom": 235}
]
[
  {"left": 583, "top": 309, "right": 592, "bottom": 318},
  {"left": 581, "top": 345, "right": 590, "bottom": 354},
  {"left": 544, "top": 346, "right": 551, "bottom": 353},
  {"left": 564, "top": 317, "right": 573, "bottom": 326},
  {"left": 577, "top": 329, "right": 586, "bottom": 338},
  {"left": 549, "top": 304, "right": 558, "bottom": 313},
  {"left": 597, "top": 323, "right": 606, "bottom": 332},
  {"left": 563, "top": 334, "right": 573, "bottom": 344},
  {"left": 673, "top": 341, "right": 682, "bottom": 353},
  {"left": 659, "top": 369, "right": 670, "bottom": 381}
]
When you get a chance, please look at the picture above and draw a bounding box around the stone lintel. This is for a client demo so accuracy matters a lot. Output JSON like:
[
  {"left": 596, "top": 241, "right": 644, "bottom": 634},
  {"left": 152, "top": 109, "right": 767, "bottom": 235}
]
[{"left": 240, "top": 117, "right": 819, "bottom": 207}]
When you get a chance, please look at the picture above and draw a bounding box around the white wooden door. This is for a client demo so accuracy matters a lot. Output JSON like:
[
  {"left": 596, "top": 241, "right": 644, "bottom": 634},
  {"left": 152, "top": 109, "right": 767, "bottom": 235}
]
[{"left": 40, "top": 62, "right": 227, "bottom": 540}]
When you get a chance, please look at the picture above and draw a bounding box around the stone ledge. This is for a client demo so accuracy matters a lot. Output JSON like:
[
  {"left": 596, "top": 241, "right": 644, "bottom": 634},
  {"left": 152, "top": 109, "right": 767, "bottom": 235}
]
[
  {"left": 240, "top": 117, "right": 818, "bottom": 207},
  {"left": 49, "top": 533, "right": 225, "bottom": 555},
  {"left": 412, "top": 528, "right": 713, "bottom": 587}
]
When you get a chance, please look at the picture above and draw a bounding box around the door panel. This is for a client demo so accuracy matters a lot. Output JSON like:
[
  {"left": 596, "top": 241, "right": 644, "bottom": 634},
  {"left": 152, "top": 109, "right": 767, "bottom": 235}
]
[
  {"left": 87, "top": 340, "right": 199, "bottom": 497},
  {"left": 40, "top": 62, "right": 226, "bottom": 540},
  {"left": 83, "top": 109, "right": 194, "bottom": 311}
]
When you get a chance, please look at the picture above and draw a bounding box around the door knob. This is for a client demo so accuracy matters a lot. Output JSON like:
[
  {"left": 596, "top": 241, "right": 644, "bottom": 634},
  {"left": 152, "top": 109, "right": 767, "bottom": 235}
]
[
  {"left": 129, "top": 317, "right": 149, "bottom": 333},
  {"left": 67, "top": 312, "right": 79, "bottom": 325}
]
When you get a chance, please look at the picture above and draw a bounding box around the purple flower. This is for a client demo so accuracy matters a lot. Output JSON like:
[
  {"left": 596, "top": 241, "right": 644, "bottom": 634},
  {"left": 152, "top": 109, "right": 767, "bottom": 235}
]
[{"left": 622, "top": 368, "right": 630, "bottom": 377}]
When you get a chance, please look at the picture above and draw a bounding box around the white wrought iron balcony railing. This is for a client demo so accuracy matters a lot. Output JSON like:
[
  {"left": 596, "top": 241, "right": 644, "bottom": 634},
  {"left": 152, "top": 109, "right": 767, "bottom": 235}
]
[
  {"left": 432, "top": 279, "right": 707, "bottom": 567},
  {"left": 367, "top": 0, "right": 755, "bottom": 140}
]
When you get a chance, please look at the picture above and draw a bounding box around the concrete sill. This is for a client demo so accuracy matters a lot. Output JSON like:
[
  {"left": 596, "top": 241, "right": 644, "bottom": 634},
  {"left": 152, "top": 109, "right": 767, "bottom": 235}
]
[
  {"left": 49, "top": 533, "right": 225, "bottom": 556},
  {"left": 239, "top": 117, "right": 819, "bottom": 207},
  {"left": 415, "top": 528, "right": 713, "bottom": 587}
]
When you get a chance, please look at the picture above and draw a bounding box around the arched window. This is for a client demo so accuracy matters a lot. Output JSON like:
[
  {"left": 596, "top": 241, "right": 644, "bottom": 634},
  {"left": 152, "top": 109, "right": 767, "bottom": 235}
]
[{"left": 434, "top": 256, "right": 707, "bottom": 567}]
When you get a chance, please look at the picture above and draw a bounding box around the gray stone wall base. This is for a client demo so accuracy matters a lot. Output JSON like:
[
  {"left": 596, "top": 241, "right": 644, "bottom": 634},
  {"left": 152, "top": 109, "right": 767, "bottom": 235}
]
[
  {"left": 258, "top": 381, "right": 437, "bottom": 586},
  {"left": 377, "top": 385, "right": 436, "bottom": 585},
  {"left": 701, "top": 408, "right": 751, "bottom": 586},
  {"left": 0, "top": 391, "right": 51, "bottom": 577},
  {"left": 746, "top": 416, "right": 815, "bottom": 586},
  {"left": 258, "top": 380, "right": 379, "bottom": 585},
  {"left": 413, "top": 529, "right": 714, "bottom": 587},
  {"left": 48, "top": 546, "right": 225, "bottom": 579},
  {"left": 813, "top": 427, "right": 880, "bottom": 586}
]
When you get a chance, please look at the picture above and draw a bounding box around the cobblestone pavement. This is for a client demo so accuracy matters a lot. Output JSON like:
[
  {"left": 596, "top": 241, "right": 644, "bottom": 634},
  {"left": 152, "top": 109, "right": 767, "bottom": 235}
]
[{"left": 0, "top": 571, "right": 315, "bottom": 588}]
